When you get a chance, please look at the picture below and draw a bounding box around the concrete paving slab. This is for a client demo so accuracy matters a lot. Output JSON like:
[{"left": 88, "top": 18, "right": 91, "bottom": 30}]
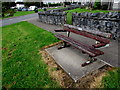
[
  {"left": 68, "top": 33, "right": 119, "bottom": 67},
  {"left": 46, "top": 45, "right": 106, "bottom": 82}
]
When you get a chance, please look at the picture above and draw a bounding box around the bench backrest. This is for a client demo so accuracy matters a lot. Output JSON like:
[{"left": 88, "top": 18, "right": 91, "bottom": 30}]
[
  {"left": 64, "top": 24, "right": 112, "bottom": 38},
  {"left": 63, "top": 24, "right": 111, "bottom": 44}
]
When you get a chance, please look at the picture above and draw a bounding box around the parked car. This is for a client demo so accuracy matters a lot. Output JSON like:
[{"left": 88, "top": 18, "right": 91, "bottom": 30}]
[
  {"left": 34, "top": 7, "right": 38, "bottom": 13},
  {"left": 28, "top": 6, "right": 37, "bottom": 11},
  {"left": 17, "top": 7, "right": 28, "bottom": 11},
  {"left": 17, "top": 7, "right": 22, "bottom": 11},
  {"left": 22, "top": 7, "right": 28, "bottom": 11}
]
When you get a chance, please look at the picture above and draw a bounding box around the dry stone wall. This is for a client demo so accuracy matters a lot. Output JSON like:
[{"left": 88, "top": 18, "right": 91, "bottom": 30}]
[
  {"left": 38, "top": 11, "right": 67, "bottom": 25},
  {"left": 72, "top": 12, "right": 120, "bottom": 39}
]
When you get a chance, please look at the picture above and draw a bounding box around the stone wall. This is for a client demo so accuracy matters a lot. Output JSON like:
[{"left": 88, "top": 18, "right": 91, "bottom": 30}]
[
  {"left": 38, "top": 11, "right": 67, "bottom": 25},
  {"left": 38, "top": 5, "right": 80, "bottom": 25},
  {"left": 72, "top": 12, "right": 120, "bottom": 39}
]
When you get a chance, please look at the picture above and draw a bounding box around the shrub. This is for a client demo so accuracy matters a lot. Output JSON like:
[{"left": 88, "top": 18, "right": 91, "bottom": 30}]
[
  {"left": 6, "top": 9, "right": 15, "bottom": 16},
  {"left": 66, "top": 12, "right": 72, "bottom": 25},
  {"left": 43, "top": 8, "right": 47, "bottom": 11},
  {"left": 2, "top": 8, "right": 16, "bottom": 17},
  {"left": 93, "top": 0, "right": 101, "bottom": 9},
  {"left": 101, "top": 5, "right": 108, "bottom": 10}
]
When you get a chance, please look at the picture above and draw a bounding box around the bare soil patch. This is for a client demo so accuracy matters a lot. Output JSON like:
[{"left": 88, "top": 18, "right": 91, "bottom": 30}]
[{"left": 40, "top": 41, "right": 113, "bottom": 88}]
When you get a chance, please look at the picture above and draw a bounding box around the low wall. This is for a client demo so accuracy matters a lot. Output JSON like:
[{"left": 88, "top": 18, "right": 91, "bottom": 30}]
[
  {"left": 38, "top": 11, "right": 67, "bottom": 25},
  {"left": 72, "top": 12, "right": 120, "bottom": 39}
]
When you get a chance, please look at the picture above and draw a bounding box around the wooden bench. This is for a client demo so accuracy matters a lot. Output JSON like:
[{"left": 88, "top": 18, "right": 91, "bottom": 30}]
[{"left": 54, "top": 24, "right": 111, "bottom": 66}]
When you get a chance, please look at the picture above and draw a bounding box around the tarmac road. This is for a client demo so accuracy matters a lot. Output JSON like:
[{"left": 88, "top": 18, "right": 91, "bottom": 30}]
[{"left": 1, "top": 13, "right": 38, "bottom": 27}]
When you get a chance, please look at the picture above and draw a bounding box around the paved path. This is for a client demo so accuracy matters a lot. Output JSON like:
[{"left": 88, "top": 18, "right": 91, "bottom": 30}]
[
  {"left": 1, "top": 13, "right": 38, "bottom": 27},
  {"left": 28, "top": 18, "right": 62, "bottom": 33},
  {"left": 27, "top": 18, "right": 119, "bottom": 67}
]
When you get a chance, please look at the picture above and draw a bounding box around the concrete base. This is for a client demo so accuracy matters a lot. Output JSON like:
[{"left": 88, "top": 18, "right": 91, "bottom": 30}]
[{"left": 46, "top": 45, "right": 106, "bottom": 82}]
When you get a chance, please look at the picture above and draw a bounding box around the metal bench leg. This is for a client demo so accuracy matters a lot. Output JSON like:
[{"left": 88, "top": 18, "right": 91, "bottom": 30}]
[
  {"left": 58, "top": 42, "right": 67, "bottom": 50},
  {"left": 82, "top": 51, "right": 86, "bottom": 54},
  {"left": 81, "top": 56, "right": 97, "bottom": 67},
  {"left": 58, "top": 41, "right": 71, "bottom": 50},
  {"left": 67, "top": 31, "right": 70, "bottom": 37}
]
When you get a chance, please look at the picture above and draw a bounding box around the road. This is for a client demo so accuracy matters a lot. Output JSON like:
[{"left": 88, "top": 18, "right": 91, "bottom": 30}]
[{"left": 1, "top": 13, "right": 38, "bottom": 27}]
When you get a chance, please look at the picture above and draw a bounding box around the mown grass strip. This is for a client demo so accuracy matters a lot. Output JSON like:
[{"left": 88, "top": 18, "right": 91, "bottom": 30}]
[
  {"left": 65, "top": 8, "right": 114, "bottom": 13},
  {"left": 2, "top": 21, "right": 60, "bottom": 88},
  {"left": 102, "top": 68, "right": 120, "bottom": 88},
  {"left": 2, "top": 11, "right": 35, "bottom": 19},
  {"left": 13, "top": 11, "right": 35, "bottom": 17}
]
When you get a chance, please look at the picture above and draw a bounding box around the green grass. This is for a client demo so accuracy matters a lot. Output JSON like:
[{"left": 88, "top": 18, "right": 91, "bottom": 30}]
[
  {"left": 2, "top": 21, "right": 60, "bottom": 88},
  {"left": 2, "top": 11, "right": 35, "bottom": 19},
  {"left": 14, "top": 11, "right": 35, "bottom": 17},
  {"left": 65, "top": 8, "right": 113, "bottom": 13},
  {"left": 102, "top": 69, "right": 120, "bottom": 88},
  {"left": 46, "top": 7, "right": 67, "bottom": 11},
  {"left": 38, "top": 9, "right": 44, "bottom": 12}
]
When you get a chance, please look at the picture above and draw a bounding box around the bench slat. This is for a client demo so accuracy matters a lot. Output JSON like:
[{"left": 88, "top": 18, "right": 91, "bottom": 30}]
[
  {"left": 54, "top": 29, "right": 67, "bottom": 32},
  {"left": 64, "top": 24, "right": 112, "bottom": 38},
  {"left": 63, "top": 28, "right": 110, "bottom": 44},
  {"left": 55, "top": 34, "right": 104, "bottom": 57},
  {"left": 92, "top": 43, "right": 106, "bottom": 48}
]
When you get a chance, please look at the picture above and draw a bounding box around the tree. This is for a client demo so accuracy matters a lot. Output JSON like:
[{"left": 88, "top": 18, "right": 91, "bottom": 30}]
[
  {"left": 93, "top": 0, "right": 101, "bottom": 9},
  {"left": 2, "top": 2, "right": 16, "bottom": 9},
  {"left": 39, "top": 2, "right": 43, "bottom": 8},
  {"left": 24, "top": 2, "right": 40, "bottom": 7},
  {"left": 108, "top": 0, "right": 114, "bottom": 10},
  {"left": 2, "top": 2, "right": 16, "bottom": 17}
]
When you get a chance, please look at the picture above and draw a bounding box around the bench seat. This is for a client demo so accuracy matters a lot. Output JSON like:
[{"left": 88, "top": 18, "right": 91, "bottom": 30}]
[
  {"left": 63, "top": 28, "right": 110, "bottom": 44},
  {"left": 55, "top": 34, "right": 104, "bottom": 57}
]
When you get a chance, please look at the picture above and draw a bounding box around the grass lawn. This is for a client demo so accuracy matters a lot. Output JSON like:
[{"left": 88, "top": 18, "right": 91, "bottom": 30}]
[
  {"left": 13, "top": 11, "right": 35, "bottom": 17},
  {"left": 2, "top": 11, "right": 35, "bottom": 19},
  {"left": 65, "top": 8, "right": 114, "bottom": 13},
  {"left": 38, "top": 9, "right": 44, "bottom": 12},
  {"left": 2, "top": 21, "right": 60, "bottom": 88},
  {"left": 46, "top": 7, "right": 67, "bottom": 11},
  {"left": 102, "top": 68, "right": 120, "bottom": 88}
]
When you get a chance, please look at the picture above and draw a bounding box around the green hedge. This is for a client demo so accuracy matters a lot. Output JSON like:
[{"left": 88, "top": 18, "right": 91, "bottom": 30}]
[{"left": 66, "top": 12, "right": 72, "bottom": 25}]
